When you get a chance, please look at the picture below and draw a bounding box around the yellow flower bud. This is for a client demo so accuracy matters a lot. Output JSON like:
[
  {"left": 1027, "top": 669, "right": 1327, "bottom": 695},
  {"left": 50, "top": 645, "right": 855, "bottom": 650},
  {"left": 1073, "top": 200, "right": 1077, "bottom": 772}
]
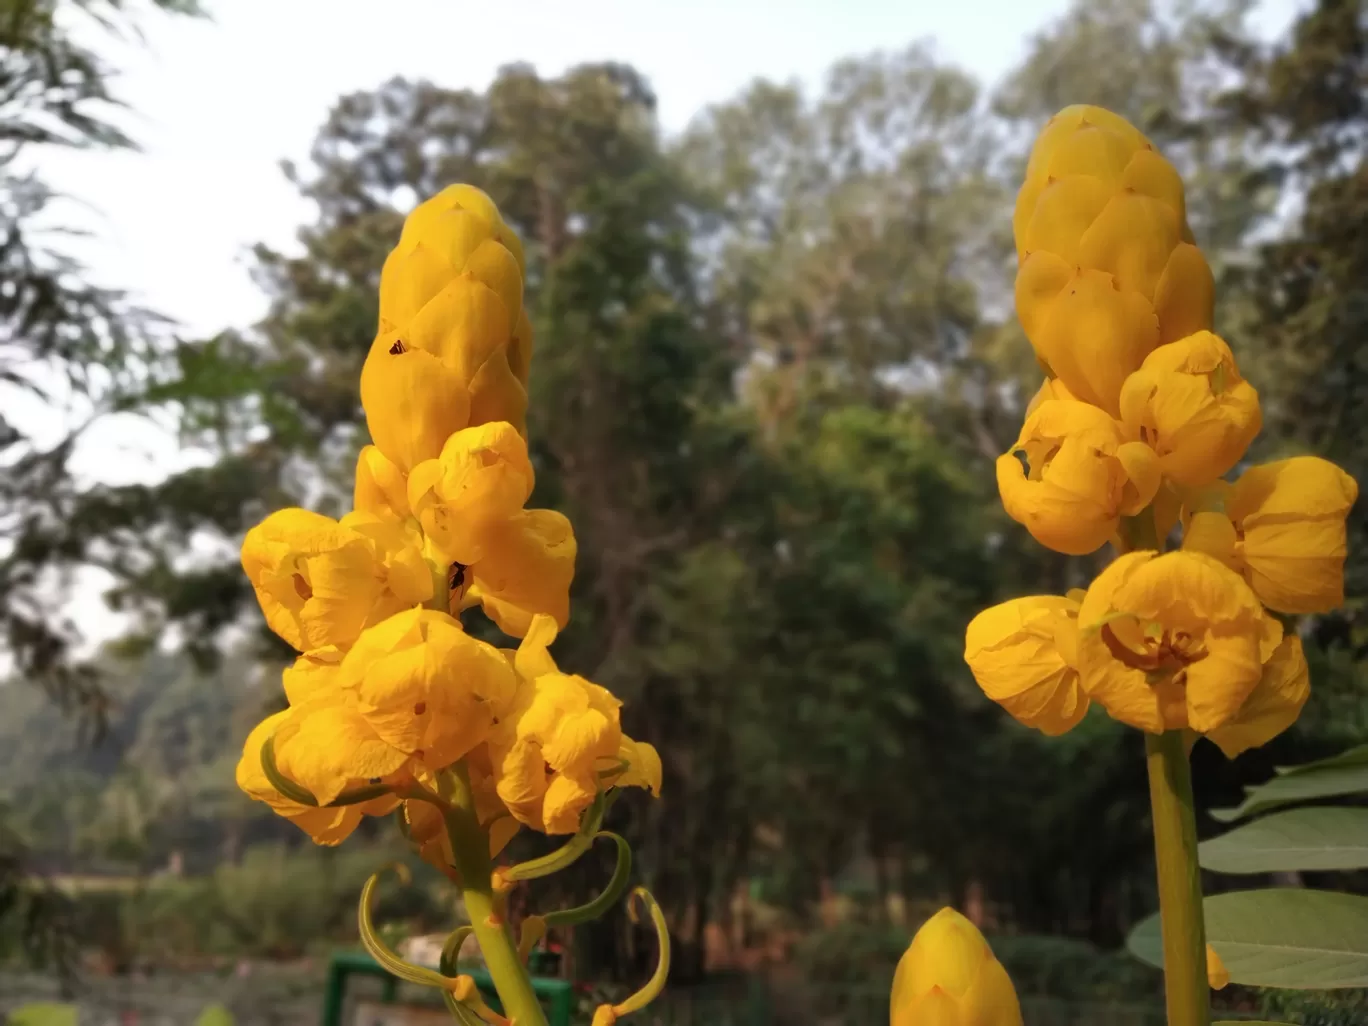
[
  {"left": 1012, "top": 106, "right": 1214, "bottom": 416},
  {"left": 510, "top": 306, "right": 534, "bottom": 387},
  {"left": 1206, "top": 944, "right": 1230, "bottom": 990},
  {"left": 400, "top": 184, "right": 525, "bottom": 277},
  {"left": 997, "top": 399, "right": 1160, "bottom": 555},
  {"left": 890, "top": 908, "right": 1023, "bottom": 1026},
  {"left": 1119, "top": 331, "right": 1262, "bottom": 488},
  {"left": 241, "top": 508, "right": 390, "bottom": 652},
  {"left": 354, "top": 445, "right": 410, "bottom": 520},
  {"left": 1077, "top": 551, "right": 1278, "bottom": 734},
  {"left": 337, "top": 607, "right": 518, "bottom": 772},
  {"left": 965, "top": 594, "right": 1089, "bottom": 736},
  {"left": 359, "top": 332, "right": 472, "bottom": 472},
  {"left": 1226, "top": 456, "right": 1358, "bottom": 614}
]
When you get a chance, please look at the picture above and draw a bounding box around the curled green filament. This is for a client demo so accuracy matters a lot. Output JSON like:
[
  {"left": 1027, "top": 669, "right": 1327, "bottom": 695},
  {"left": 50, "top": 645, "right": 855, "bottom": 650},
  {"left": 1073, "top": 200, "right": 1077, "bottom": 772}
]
[
  {"left": 613, "top": 888, "right": 671, "bottom": 1017},
  {"left": 357, "top": 864, "right": 464, "bottom": 992},
  {"left": 501, "top": 791, "right": 615, "bottom": 882},
  {"left": 544, "top": 832, "right": 632, "bottom": 929}
]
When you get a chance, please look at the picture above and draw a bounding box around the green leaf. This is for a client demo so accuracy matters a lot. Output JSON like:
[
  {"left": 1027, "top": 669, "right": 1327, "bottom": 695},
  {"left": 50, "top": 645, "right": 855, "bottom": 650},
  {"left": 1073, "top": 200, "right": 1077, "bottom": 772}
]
[
  {"left": 1211, "top": 751, "right": 1368, "bottom": 823},
  {"left": 1212, "top": 1021, "right": 1296, "bottom": 1025},
  {"left": 1200, "top": 808, "right": 1368, "bottom": 873},
  {"left": 193, "top": 1006, "right": 234, "bottom": 1026},
  {"left": 5, "top": 1004, "right": 77, "bottom": 1026},
  {"left": 1127, "top": 889, "right": 1368, "bottom": 989}
]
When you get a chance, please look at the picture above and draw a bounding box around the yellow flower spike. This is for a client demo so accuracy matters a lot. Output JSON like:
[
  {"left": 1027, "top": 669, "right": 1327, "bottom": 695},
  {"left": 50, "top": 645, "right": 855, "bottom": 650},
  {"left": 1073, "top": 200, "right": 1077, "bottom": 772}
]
[
  {"left": 1077, "top": 551, "right": 1274, "bottom": 735},
  {"left": 890, "top": 907, "right": 1024, "bottom": 1026},
  {"left": 1206, "top": 944, "right": 1231, "bottom": 990},
  {"left": 591, "top": 888, "right": 671, "bottom": 1026},
  {"left": 1012, "top": 106, "right": 1215, "bottom": 416},
  {"left": 399, "top": 183, "right": 524, "bottom": 278},
  {"left": 964, "top": 595, "right": 1089, "bottom": 736},
  {"left": 996, "top": 399, "right": 1160, "bottom": 555},
  {"left": 1226, "top": 456, "right": 1359, "bottom": 614},
  {"left": 337, "top": 608, "right": 519, "bottom": 772},
  {"left": 354, "top": 445, "right": 411, "bottom": 520},
  {"left": 1206, "top": 632, "right": 1311, "bottom": 759},
  {"left": 240, "top": 508, "right": 387, "bottom": 652},
  {"left": 1119, "top": 331, "right": 1262, "bottom": 488},
  {"left": 359, "top": 332, "right": 472, "bottom": 472},
  {"left": 470, "top": 509, "right": 577, "bottom": 637},
  {"left": 407, "top": 422, "right": 536, "bottom": 566}
]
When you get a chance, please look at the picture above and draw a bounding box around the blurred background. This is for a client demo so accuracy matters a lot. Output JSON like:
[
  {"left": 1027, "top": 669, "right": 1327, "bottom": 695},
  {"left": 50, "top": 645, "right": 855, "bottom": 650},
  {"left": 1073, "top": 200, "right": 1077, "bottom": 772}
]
[{"left": 2, "top": 0, "right": 1366, "bottom": 1023}]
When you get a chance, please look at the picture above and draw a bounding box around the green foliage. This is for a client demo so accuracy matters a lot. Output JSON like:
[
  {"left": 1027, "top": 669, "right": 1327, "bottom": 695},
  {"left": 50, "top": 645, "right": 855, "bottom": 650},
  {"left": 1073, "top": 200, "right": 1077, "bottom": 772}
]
[
  {"left": 1260, "top": 987, "right": 1368, "bottom": 1026},
  {"left": 1198, "top": 808, "right": 1368, "bottom": 874},
  {"left": 3, "top": 1004, "right": 76, "bottom": 1026},
  {"left": 1211, "top": 746, "right": 1368, "bottom": 824},
  {"left": 1129, "top": 890, "right": 1368, "bottom": 989},
  {"left": 192, "top": 1006, "right": 235, "bottom": 1026}
]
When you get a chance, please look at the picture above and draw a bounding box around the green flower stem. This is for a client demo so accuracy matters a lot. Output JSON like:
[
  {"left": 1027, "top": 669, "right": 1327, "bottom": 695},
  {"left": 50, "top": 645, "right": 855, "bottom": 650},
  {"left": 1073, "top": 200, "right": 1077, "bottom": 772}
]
[
  {"left": 1146, "top": 730, "right": 1211, "bottom": 1026},
  {"left": 441, "top": 763, "right": 549, "bottom": 1026}
]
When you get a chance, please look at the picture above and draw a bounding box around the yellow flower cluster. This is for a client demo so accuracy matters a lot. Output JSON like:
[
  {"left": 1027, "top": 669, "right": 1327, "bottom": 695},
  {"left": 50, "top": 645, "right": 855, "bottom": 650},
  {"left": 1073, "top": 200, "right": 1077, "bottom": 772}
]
[
  {"left": 969, "top": 106, "right": 1359, "bottom": 754},
  {"left": 235, "top": 186, "right": 660, "bottom": 853}
]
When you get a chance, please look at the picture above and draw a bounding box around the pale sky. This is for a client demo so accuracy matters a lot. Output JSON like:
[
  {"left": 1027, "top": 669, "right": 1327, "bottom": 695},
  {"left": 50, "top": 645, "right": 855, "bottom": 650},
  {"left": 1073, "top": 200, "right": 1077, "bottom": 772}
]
[{"left": 15, "top": 0, "right": 1307, "bottom": 650}]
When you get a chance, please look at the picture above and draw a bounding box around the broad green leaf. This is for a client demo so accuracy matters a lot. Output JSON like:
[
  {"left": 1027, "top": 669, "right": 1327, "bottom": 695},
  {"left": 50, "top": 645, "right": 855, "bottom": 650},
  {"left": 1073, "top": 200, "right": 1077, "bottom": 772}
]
[
  {"left": 5, "top": 1004, "right": 77, "bottom": 1026},
  {"left": 193, "top": 1006, "right": 234, "bottom": 1026},
  {"left": 1127, "top": 889, "right": 1368, "bottom": 989},
  {"left": 1200, "top": 808, "right": 1368, "bottom": 873},
  {"left": 1211, "top": 760, "right": 1368, "bottom": 823},
  {"left": 1273, "top": 744, "right": 1368, "bottom": 777}
]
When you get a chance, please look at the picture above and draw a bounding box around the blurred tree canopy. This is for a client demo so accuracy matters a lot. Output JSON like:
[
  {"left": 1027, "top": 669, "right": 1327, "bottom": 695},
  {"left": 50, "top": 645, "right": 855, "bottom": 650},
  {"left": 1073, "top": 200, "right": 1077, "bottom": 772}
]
[{"left": 5, "top": 0, "right": 1368, "bottom": 982}]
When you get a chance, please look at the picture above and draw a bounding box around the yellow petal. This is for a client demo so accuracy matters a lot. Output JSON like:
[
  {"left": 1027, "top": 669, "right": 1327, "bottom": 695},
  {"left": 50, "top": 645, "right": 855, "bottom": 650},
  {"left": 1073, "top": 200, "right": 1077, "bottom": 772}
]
[
  {"left": 493, "top": 737, "right": 550, "bottom": 829},
  {"left": 240, "top": 508, "right": 383, "bottom": 651},
  {"left": 1153, "top": 243, "right": 1214, "bottom": 343},
  {"left": 1228, "top": 456, "right": 1359, "bottom": 614},
  {"left": 378, "top": 242, "right": 461, "bottom": 331},
  {"left": 964, "top": 596, "right": 1089, "bottom": 736},
  {"left": 1206, "top": 634, "right": 1310, "bottom": 759},
  {"left": 1206, "top": 944, "right": 1231, "bottom": 990},
  {"left": 277, "top": 699, "right": 411, "bottom": 805},
  {"left": 359, "top": 333, "right": 472, "bottom": 472},
  {"left": 613, "top": 737, "right": 663, "bottom": 797},
  {"left": 541, "top": 771, "right": 599, "bottom": 835},
  {"left": 354, "top": 444, "right": 411, "bottom": 520},
  {"left": 282, "top": 646, "right": 345, "bottom": 706},
  {"left": 1014, "top": 251, "right": 1074, "bottom": 342},
  {"left": 474, "top": 509, "right": 577, "bottom": 638},
  {"left": 1181, "top": 511, "right": 1239, "bottom": 568},
  {"left": 1030, "top": 268, "right": 1159, "bottom": 416},
  {"left": 514, "top": 613, "right": 562, "bottom": 681},
  {"left": 1120, "top": 148, "right": 1187, "bottom": 225},
  {"left": 1077, "top": 191, "right": 1181, "bottom": 300},
  {"left": 338, "top": 510, "right": 433, "bottom": 619},
  {"left": 1021, "top": 175, "right": 1113, "bottom": 265},
  {"left": 518, "top": 673, "right": 622, "bottom": 774}
]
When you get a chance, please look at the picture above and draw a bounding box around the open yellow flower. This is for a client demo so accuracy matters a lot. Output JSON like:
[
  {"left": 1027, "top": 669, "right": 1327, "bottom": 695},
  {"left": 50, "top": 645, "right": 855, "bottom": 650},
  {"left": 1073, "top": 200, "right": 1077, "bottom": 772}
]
[
  {"left": 965, "top": 592, "right": 1089, "bottom": 735},
  {"left": 282, "top": 645, "right": 345, "bottom": 706},
  {"left": 359, "top": 331, "right": 471, "bottom": 472},
  {"left": 997, "top": 399, "right": 1160, "bottom": 555},
  {"left": 890, "top": 908, "right": 1023, "bottom": 1026},
  {"left": 488, "top": 615, "right": 658, "bottom": 834},
  {"left": 354, "top": 445, "right": 411, "bottom": 521},
  {"left": 337, "top": 607, "right": 518, "bottom": 773},
  {"left": 1225, "top": 457, "right": 1357, "bottom": 614},
  {"left": 1077, "top": 551, "right": 1278, "bottom": 734},
  {"left": 1119, "top": 331, "right": 1262, "bottom": 488},
  {"left": 407, "top": 422, "right": 536, "bottom": 565},
  {"left": 1013, "top": 106, "right": 1214, "bottom": 416},
  {"left": 241, "top": 508, "right": 395, "bottom": 652},
  {"left": 338, "top": 510, "right": 433, "bottom": 618},
  {"left": 235, "top": 707, "right": 402, "bottom": 845},
  {"left": 1205, "top": 633, "right": 1310, "bottom": 759},
  {"left": 409, "top": 423, "right": 575, "bottom": 636}
]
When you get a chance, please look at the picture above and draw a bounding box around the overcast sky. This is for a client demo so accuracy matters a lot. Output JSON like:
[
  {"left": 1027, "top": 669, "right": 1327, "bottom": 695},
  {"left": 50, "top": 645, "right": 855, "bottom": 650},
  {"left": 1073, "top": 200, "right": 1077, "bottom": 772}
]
[{"left": 19, "top": 0, "right": 1306, "bottom": 647}]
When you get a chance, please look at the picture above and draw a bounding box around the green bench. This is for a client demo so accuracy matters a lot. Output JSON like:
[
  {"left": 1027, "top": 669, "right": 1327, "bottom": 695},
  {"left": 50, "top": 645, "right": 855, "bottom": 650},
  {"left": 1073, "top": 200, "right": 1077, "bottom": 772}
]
[{"left": 321, "top": 949, "right": 574, "bottom": 1026}]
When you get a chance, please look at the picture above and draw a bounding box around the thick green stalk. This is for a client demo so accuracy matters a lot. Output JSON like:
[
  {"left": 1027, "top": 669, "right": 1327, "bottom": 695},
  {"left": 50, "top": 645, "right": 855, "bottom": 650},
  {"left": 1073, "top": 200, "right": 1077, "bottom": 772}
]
[
  {"left": 441, "top": 764, "right": 549, "bottom": 1026},
  {"left": 1145, "top": 730, "right": 1210, "bottom": 1026}
]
